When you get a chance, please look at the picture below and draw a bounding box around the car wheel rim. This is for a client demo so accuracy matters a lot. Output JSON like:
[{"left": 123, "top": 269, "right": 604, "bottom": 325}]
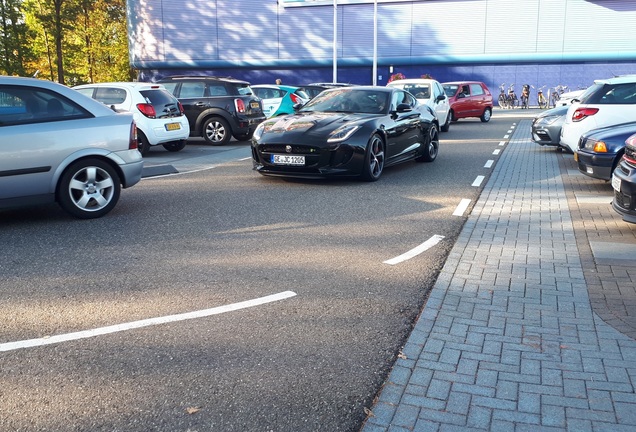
[
  {"left": 428, "top": 128, "right": 439, "bottom": 159},
  {"left": 67, "top": 166, "right": 115, "bottom": 212},
  {"left": 206, "top": 121, "right": 226, "bottom": 143},
  {"left": 369, "top": 135, "right": 384, "bottom": 177}
]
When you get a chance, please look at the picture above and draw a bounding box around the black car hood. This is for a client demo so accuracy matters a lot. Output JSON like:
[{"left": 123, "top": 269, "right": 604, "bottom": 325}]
[{"left": 259, "top": 111, "right": 376, "bottom": 141}]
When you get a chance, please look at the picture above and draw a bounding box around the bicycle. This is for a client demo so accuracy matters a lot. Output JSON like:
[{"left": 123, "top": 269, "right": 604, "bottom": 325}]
[
  {"left": 497, "top": 83, "right": 508, "bottom": 109},
  {"left": 550, "top": 85, "right": 567, "bottom": 108},
  {"left": 537, "top": 86, "right": 548, "bottom": 109},
  {"left": 506, "top": 84, "right": 518, "bottom": 109},
  {"left": 520, "top": 84, "right": 533, "bottom": 109}
]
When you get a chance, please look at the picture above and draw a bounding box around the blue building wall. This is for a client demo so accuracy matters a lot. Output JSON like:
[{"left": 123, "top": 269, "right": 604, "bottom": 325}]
[{"left": 127, "top": 0, "right": 636, "bottom": 102}]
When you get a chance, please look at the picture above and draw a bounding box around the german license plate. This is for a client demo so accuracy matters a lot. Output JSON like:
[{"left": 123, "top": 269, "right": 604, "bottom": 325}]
[
  {"left": 165, "top": 122, "right": 181, "bottom": 131},
  {"left": 250, "top": 101, "right": 260, "bottom": 109},
  {"left": 272, "top": 154, "right": 305, "bottom": 165},
  {"left": 612, "top": 174, "right": 621, "bottom": 192}
]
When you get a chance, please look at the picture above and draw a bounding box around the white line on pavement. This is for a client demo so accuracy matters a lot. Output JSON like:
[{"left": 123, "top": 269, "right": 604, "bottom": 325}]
[
  {"left": 484, "top": 160, "right": 494, "bottom": 168},
  {"left": 503, "top": 135, "right": 510, "bottom": 139},
  {"left": 383, "top": 235, "right": 445, "bottom": 265},
  {"left": 472, "top": 175, "right": 485, "bottom": 187},
  {"left": 453, "top": 199, "right": 471, "bottom": 217},
  {"left": 493, "top": 149, "right": 501, "bottom": 155},
  {"left": 499, "top": 141, "right": 506, "bottom": 146},
  {"left": 0, "top": 291, "right": 298, "bottom": 352}
]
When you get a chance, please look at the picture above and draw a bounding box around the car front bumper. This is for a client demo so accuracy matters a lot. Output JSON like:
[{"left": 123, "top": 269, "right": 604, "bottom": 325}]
[
  {"left": 612, "top": 159, "right": 636, "bottom": 223},
  {"left": 575, "top": 151, "right": 617, "bottom": 181}
]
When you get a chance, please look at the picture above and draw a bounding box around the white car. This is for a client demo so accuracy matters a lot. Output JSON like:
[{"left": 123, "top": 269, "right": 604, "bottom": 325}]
[
  {"left": 556, "top": 89, "right": 585, "bottom": 106},
  {"left": 0, "top": 76, "right": 143, "bottom": 218},
  {"left": 74, "top": 82, "right": 190, "bottom": 155},
  {"left": 386, "top": 78, "right": 451, "bottom": 132},
  {"left": 560, "top": 75, "right": 636, "bottom": 153}
]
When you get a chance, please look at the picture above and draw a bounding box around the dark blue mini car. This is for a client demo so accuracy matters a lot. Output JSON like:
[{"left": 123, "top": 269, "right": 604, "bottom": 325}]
[{"left": 575, "top": 121, "right": 636, "bottom": 181}]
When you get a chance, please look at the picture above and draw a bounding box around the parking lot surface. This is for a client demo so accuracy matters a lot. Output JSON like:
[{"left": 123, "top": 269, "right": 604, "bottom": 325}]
[{"left": 362, "top": 118, "right": 636, "bottom": 431}]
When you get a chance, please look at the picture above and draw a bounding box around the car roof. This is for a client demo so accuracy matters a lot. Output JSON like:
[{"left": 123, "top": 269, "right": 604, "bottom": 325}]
[
  {"left": 593, "top": 74, "right": 636, "bottom": 85},
  {"left": 441, "top": 81, "right": 484, "bottom": 85},
  {"left": 158, "top": 75, "right": 251, "bottom": 85},
  {"left": 74, "top": 82, "right": 169, "bottom": 91},
  {"left": 387, "top": 79, "right": 438, "bottom": 85}
]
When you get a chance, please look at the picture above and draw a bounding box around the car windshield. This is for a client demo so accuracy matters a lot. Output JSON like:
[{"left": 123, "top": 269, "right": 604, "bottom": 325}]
[
  {"left": 443, "top": 85, "right": 458, "bottom": 97},
  {"left": 582, "top": 82, "right": 636, "bottom": 105},
  {"left": 299, "top": 89, "right": 389, "bottom": 114}
]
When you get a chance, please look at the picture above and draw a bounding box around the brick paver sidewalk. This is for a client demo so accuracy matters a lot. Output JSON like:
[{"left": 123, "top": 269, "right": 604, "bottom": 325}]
[{"left": 362, "top": 120, "right": 636, "bottom": 431}]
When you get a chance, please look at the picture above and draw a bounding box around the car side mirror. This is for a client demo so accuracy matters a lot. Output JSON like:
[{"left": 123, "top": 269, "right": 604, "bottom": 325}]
[
  {"left": 395, "top": 103, "right": 412, "bottom": 113},
  {"left": 436, "top": 94, "right": 445, "bottom": 102}
]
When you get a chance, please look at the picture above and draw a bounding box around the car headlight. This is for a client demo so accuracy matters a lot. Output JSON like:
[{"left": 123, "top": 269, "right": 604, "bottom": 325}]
[
  {"left": 539, "top": 115, "right": 561, "bottom": 125},
  {"left": 327, "top": 125, "right": 360, "bottom": 143},
  {"left": 253, "top": 123, "right": 265, "bottom": 141}
]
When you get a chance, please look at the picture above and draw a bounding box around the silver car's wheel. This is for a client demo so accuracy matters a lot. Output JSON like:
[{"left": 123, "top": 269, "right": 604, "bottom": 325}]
[
  {"left": 58, "top": 158, "right": 121, "bottom": 219},
  {"left": 480, "top": 108, "right": 492, "bottom": 122},
  {"left": 203, "top": 117, "right": 231, "bottom": 145},
  {"left": 361, "top": 134, "right": 385, "bottom": 182}
]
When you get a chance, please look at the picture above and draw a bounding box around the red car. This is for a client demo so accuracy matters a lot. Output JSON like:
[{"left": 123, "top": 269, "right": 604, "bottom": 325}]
[{"left": 442, "top": 81, "right": 493, "bottom": 123}]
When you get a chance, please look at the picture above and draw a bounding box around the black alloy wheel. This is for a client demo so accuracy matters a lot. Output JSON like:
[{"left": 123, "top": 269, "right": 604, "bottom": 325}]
[
  {"left": 361, "top": 133, "right": 385, "bottom": 182},
  {"left": 416, "top": 124, "right": 439, "bottom": 163}
]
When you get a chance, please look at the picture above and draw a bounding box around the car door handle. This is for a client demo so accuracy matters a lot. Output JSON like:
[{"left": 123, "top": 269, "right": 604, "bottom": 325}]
[{"left": 194, "top": 102, "right": 206, "bottom": 107}]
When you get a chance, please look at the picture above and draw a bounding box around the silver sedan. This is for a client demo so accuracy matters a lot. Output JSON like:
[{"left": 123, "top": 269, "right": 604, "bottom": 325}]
[{"left": 0, "top": 76, "right": 143, "bottom": 218}]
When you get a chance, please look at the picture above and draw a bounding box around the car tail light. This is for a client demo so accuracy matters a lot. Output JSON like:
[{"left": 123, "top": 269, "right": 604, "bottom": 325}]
[
  {"left": 136, "top": 103, "right": 156, "bottom": 118},
  {"left": 178, "top": 101, "right": 185, "bottom": 115},
  {"left": 290, "top": 93, "right": 302, "bottom": 104},
  {"left": 572, "top": 107, "right": 599, "bottom": 122},
  {"left": 129, "top": 122, "right": 138, "bottom": 150},
  {"left": 235, "top": 99, "right": 246, "bottom": 113}
]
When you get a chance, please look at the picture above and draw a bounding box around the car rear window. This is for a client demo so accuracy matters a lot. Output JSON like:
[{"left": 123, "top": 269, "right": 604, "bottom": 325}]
[
  {"left": 139, "top": 89, "right": 178, "bottom": 107},
  {"left": 583, "top": 82, "right": 636, "bottom": 105},
  {"left": 94, "top": 87, "right": 126, "bottom": 105},
  {"left": 236, "top": 84, "right": 254, "bottom": 96},
  {"left": 470, "top": 84, "right": 485, "bottom": 96}
]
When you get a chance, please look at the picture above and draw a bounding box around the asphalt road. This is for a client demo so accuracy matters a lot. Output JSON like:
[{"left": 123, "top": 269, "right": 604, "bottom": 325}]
[{"left": 0, "top": 109, "right": 536, "bottom": 432}]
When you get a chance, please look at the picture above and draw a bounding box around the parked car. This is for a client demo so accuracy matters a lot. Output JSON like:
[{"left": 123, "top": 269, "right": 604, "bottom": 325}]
[
  {"left": 251, "top": 86, "right": 439, "bottom": 182},
  {"left": 158, "top": 75, "right": 266, "bottom": 146},
  {"left": 531, "top": 105, "right": 569, "bottom": 147},
  {"left": 386, "top": 78, "right": 451, "bottom": 131},
  {"left": 575, "top": 121, "right": 636, "bottom": 181},
  {"left": 442, "top": 81, "right": 493, "bottom": 123},
  {"left": 251, "top": 84, "right": 309, "bottom": 117},
  {"left": 612, "top": 133, "right": 636, "bottom": 223},
  {"left": 556, "top": 89, "right": 585, "bottom": 106},
  {"left": 560, "top": 75, "right": 636, "bottom": 153},
  {"left": 73, "top": 82, "right": 189, "bottom": 155},
  {"left": 0, "top": 76, "right": 143, "bottom": 218}
]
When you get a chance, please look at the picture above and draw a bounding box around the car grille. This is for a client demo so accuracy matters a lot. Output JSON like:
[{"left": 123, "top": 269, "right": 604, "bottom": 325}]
[{"left": 615, "top": 189, "right": 634, "bottom": 211}]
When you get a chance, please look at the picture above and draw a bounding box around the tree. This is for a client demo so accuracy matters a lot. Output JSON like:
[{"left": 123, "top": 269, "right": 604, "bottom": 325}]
[{"left": 0, "top": 0, "right": 33, "bottom": 76}]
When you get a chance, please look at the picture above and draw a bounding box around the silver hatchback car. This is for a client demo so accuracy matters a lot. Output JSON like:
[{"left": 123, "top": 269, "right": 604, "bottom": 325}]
[{"left": 0, "top": 76, "right": 143, "bottom": 219}]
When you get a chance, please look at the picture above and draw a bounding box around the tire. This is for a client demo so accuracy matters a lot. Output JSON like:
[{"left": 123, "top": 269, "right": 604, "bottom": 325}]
[
  {"left": 137, "top": 132, "right": 150, "bottom": 156},
  {"left": 361, "top": 134, "right": 385, "bottom": 182},
  {"left": 234, "top": 131, "right": 253, "bottom": 141},
  {"left": 416, "top": 124, "right": 439, "bottom": 163},
  {"left": 203, "top": 117, "right": 231, "bottom": 145},
  {"left": 57, "top": 158, "right": 121, "bottom": 219},
  {"left": 441, "top": 112, "right": 451, "bottom": 132},
  {"left": 163, "top": 140, "right": 187, "bottom": 152},
  {"left": 480, "top": 108, "right": 492, "bottom": 122}
]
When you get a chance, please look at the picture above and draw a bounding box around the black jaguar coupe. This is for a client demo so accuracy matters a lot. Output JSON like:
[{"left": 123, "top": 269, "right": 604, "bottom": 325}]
[{"left": 251, "top": 86, "right": 439, "bottom": 181}]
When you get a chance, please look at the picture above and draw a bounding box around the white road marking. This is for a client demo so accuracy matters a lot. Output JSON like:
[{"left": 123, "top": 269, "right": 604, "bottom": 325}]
[
  {"left": 493, "top": 149, "right": 501, "bottom": 155},
  {"left": 472, "top": 175, "right": 485, "bottom": 187},
  {"left": 383, "top": 235, "right": 445, "bottom": 265},
  {"left": 453, "top": 199, "right": 471, "bottom": 216},
  {"left": 484, "top": 160, "right": 494, "bottom": 168},
  {"left": 0, "top": 291, "right": 297, "bottom": 352},
  {"left": 499, "top": 141, "right": 506, "bottom": 146},
  {"left": 507, "top": 130, "right": 513, "bottom": 133},
  {"left": 503, "top": 135, "right": 510, "bottom": 139}
]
